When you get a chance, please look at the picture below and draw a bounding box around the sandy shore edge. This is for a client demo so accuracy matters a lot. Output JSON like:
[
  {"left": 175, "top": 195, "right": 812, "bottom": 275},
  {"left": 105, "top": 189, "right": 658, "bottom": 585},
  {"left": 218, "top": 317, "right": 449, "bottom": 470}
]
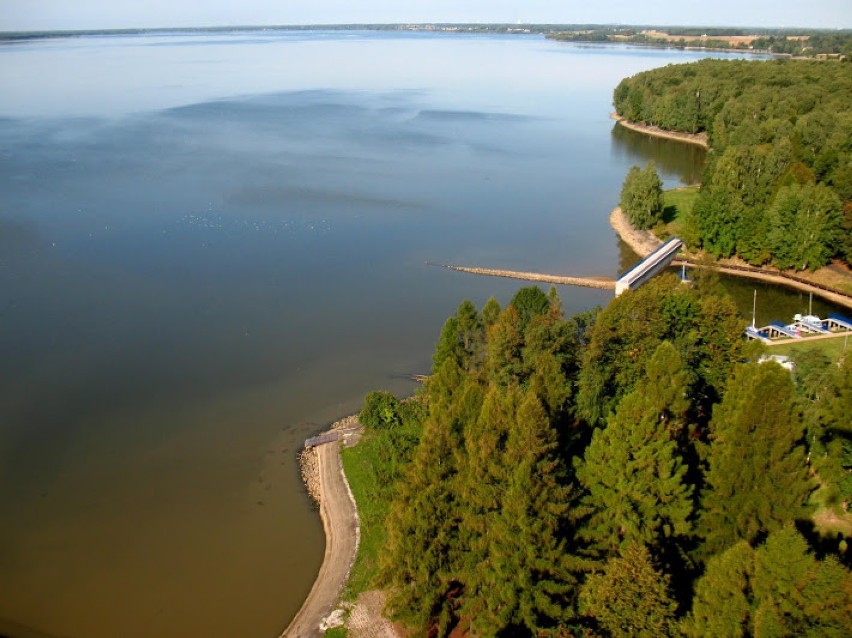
[{"left": 610, "top": 112, "right": 710, "bottom": 148}]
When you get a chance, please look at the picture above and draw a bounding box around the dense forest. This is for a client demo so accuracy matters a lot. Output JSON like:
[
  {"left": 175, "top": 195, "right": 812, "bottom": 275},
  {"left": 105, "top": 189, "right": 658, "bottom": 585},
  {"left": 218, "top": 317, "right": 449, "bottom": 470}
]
[
  {"left": 354, "top": 281, "right": 852, "bottom": 637},
  {"left": 613, "top": 59, "right": 851, "bottom": 271}
]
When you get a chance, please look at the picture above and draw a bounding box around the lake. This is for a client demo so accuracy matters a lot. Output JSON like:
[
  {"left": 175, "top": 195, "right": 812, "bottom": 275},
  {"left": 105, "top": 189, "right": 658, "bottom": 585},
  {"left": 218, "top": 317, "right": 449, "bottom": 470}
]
[{"left": 0, "top": 30, "right": 824, "bottom": 638}]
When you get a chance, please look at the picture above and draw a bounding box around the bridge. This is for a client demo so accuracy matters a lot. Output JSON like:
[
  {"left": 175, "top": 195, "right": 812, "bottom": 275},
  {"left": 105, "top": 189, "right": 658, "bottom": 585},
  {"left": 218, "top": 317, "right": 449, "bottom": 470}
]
[{"left": 615, "top": 238, "right": 684, "bottom": 296}]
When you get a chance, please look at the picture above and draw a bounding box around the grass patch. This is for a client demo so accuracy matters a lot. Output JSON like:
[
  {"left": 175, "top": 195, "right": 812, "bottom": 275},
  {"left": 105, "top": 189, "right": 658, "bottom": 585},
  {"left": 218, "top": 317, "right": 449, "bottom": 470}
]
[
  {"left": 656, "top": 185, "right": 701, "bottom": 239},
  {"left": 340, "top": 409, "right": 423, "bottom": 601},
  {"left": 767, "top": 337, "right": 850, "bottom": 363},
  {"left": 663, "top": 185, "right": 700, "bottom": 225},
  {"left": 323, "top": 627, "right": 348, "bottom": 638},
  {"left": 341, "top": 431, "right": 391, "bottom": 599}
]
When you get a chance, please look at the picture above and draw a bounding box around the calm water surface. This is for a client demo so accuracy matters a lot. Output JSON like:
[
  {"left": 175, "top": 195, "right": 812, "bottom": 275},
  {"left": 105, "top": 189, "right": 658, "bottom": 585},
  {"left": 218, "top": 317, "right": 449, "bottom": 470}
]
[{"left": 0, "top": 31, "right": 806, "bottom": 638}]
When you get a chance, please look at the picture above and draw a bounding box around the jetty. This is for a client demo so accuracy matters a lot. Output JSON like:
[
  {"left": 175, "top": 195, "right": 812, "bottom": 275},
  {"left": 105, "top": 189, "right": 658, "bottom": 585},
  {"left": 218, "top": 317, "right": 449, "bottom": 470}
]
[
  {"left": 433, "top": 237, "right": 684, "bottom": 297},
  {"left": 432, "top": 263, "right": 616, "bottom": 291}
]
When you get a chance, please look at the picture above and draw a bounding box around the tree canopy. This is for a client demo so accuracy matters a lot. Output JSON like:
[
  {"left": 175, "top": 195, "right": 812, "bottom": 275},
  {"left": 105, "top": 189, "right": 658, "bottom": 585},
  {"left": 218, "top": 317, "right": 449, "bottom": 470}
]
[
  {"left": 360, "top": 281, "right": 849, "bottom": 637},
  {"left": 614, "top": 59, "right": 851, "bottom": 269},
  {"left": 620, "top": 161, "right": 665, "bottom": 230},
  {"left": 699, "top": 362, "right": 813, "bottom": 556}
]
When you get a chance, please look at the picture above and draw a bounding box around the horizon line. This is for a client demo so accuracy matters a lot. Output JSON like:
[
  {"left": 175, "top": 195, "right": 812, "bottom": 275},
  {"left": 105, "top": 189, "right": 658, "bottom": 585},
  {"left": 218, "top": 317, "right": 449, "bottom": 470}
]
[{"left": 3, "top": 23, "right": 851, "bottom": 37}]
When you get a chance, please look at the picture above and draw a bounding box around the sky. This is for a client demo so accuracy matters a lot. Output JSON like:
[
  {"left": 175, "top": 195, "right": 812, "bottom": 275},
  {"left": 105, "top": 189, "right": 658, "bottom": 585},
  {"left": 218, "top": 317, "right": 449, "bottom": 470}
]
[{"left": 1, "top": 0, "right": 850, "bottom": 32}]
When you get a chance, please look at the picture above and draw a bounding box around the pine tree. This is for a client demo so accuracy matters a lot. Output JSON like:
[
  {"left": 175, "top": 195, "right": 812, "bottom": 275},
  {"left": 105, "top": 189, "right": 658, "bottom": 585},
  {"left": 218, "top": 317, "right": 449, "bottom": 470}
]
[
  {"left": 752, "top": 527, "right": 852, "bottom": 638},
  {"left": 685, "top": 541, "right": 755, "bottom": 638},
  {"left": 455, "top": 385, "right": 518, "bottom": 595},
  {"left": 687, "top": 528, "right": 852, "bottom": 638},
  {"left": 699, "top": 363, "right": 813, "bottom": 556},
  {"left": 463, "top": 392, "right": 580, "bottom": 636},
  {"left": 642, "top": 340, "right": 691, "bottom": 438},
  {"left": 575, "top": 385, "right": 693, "bottom": 559},
  {"left": 481, "top": 296, "right": 502, "bottom": 329},
  {"left": 433, "top": 300, "right": 484, "bottom": 372},
  {"left": 380, "top": 359, "right": 471, "bottom": 633},
  {"left": 487, "top": 305, "right": 525, "bottom": 386},
  {"left": 510, "top": 285, "right": 551, "bottom": 328},
  {"left": 579, "top": 542, "right": 678, "bottom": 637}
]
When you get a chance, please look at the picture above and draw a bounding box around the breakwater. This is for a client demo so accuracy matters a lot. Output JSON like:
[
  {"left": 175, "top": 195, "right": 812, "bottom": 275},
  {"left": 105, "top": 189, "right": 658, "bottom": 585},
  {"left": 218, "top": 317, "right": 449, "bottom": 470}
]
[{"left": 430, "top": 263, "right": 616, "bottom": 291}]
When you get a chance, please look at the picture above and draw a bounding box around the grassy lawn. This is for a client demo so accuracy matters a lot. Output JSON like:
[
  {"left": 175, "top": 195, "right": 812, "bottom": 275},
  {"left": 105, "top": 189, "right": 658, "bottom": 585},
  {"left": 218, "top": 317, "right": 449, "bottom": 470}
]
[
  {"left": 661, "top": 185, "right": 700, "bottom": 235},
  {"left": 767, "top": 336, "right": 850, "bottom": 362}
]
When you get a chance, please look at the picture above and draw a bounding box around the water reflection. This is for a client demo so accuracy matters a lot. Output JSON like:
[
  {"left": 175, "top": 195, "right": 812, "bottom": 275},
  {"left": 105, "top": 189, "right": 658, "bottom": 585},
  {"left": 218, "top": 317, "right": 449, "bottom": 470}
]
[{"left": 610, "top": 122, "right": 707, "bottom": 185}]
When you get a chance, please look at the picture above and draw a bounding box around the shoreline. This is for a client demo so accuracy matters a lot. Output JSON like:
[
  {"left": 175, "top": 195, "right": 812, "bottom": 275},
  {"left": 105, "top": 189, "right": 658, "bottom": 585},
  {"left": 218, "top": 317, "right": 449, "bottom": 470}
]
[
  {"left": 609, "top": 206, "right": 852, "bottom": 311},
  {"left": 285, "top": 116, "right": 850, "bottom": 638},
  {"left": 608, "top": 117, "right": 852, "bottom": 309},
  {"left": 610, "top": 112, "right": 710, "bottom": 148},
  {"left": 281, "top": 417, "right": 362, "bottom": 638}
]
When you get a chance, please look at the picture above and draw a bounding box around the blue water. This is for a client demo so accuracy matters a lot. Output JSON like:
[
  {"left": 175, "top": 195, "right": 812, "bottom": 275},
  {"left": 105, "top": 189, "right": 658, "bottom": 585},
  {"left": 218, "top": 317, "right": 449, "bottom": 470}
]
[{"left": 0, "top": 30, "right": 765, "bottom": 638}]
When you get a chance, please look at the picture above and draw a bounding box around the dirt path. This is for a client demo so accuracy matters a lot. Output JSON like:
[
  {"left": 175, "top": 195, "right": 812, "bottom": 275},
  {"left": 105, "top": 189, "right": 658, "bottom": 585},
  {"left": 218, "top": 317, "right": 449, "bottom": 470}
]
[{"left": 281, "top": 439, "right": 360, "bottom": 638}]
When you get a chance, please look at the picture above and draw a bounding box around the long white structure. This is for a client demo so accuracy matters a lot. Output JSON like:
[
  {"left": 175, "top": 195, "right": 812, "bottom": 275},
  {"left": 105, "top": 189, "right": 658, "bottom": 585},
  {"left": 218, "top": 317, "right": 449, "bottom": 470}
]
[{"left": 615, "top": 238, "right": 684, "bottom": 296}]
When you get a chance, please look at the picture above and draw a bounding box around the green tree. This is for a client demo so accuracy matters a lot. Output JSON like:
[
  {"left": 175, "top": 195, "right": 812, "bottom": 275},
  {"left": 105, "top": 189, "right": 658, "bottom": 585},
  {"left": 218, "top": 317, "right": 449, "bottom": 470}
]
[
  {"left": 699, "top": 363, "right": 813, "bottom": 556},
  {"left": 463, "top": 392, "right": 580, "bottom": 636},
  {"left": 575, "top": 351, "right": 693, "bottom": 559},
  {"left": 685, "top": 541, "right": 755, "bottom": 638},
  {"left": 620, "top": 162, "right": 665, "bottom": 230},
  {"left": 579, "top": 542, "right": 678, "bottom": 637},
  {"left": 432, "top": 299, "right": 484, "bottom": 372},
  {"left": 577, "top": 275, "right": 742, "bottom": 426},
  {"left": 687, "top": 528, "right": 852, "bottom": 638},
  {"left": 481, "top": 296, "right": 502, "bottom": 328},
  {"left": 642, "top": 340, "right": 691, "bottom": 437},
  {"left": 380, "top": 359, "right": 470, "bottom": 633},
  {"left": 768, "top": 182, "right": 843, "bottom": 270},
  {"left": 359, "top": 390, "right": 401, "bottom": 429},
  {"left": 487, "top": 304, "right": 525, "bottom": 386},
  {"left": 509, "top": 285, "right": 551, "bottom": 328}
]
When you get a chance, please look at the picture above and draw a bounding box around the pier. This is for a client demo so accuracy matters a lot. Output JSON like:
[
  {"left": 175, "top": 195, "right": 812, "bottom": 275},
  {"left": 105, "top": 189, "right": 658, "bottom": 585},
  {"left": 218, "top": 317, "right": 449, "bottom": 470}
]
[
  {"left": 615, "top": 238, "right": 684, "bottom": 296},
  {"left": 432, "top": 240, "right": 687, "bottom": 296}
]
